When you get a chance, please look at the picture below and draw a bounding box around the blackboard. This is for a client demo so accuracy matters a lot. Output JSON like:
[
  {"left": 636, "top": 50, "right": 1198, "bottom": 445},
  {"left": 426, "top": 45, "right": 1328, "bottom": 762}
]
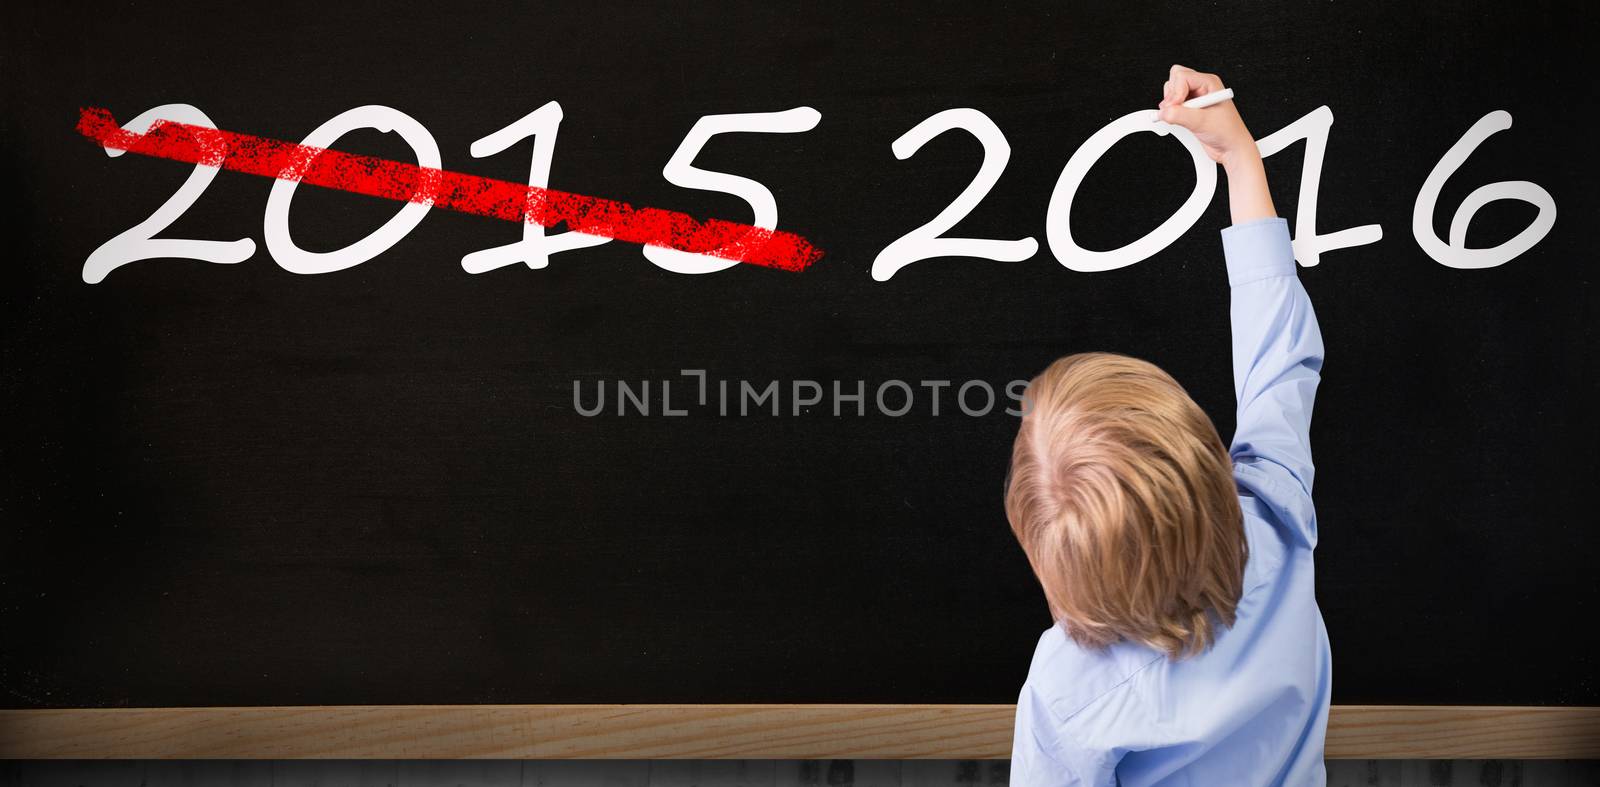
[{"left": 2, "top": 0, "right": 1594, "bottom": 711}]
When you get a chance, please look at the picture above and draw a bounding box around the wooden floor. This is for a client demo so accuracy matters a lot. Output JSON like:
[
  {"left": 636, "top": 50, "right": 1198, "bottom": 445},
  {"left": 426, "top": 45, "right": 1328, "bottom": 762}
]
[{"left": 2, "top": 760, "right": 1598, "bottom": 786}]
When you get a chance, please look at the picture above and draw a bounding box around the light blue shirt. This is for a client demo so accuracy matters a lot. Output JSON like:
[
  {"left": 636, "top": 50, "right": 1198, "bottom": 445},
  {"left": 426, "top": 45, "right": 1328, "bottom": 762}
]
[{"left": 1010, "top": 218, "right": 1331, "bottom": 786}]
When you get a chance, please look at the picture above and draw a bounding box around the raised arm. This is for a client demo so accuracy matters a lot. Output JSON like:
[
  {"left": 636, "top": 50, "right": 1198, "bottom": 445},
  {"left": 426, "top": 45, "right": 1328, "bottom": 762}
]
[{"left": 1160, "top": 65, "right": 1324, "bottom": 548}]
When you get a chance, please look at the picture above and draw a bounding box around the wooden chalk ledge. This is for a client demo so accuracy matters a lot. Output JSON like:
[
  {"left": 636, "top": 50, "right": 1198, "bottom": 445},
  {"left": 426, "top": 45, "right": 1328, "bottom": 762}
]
[{"left": 1, "top": 704, "right": 1597, "bottom": 759}]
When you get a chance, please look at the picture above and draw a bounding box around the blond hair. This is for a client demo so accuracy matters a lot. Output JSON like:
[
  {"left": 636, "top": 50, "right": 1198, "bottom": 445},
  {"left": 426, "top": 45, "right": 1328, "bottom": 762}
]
[{"left": 1005, "top": 352, "right": 1246, "bottom": 659}]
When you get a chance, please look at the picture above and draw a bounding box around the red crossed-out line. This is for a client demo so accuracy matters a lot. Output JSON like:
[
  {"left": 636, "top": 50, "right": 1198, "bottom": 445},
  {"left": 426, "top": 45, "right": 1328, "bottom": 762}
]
[{"left": 75, "top": 107, "right": 823, "bottom": 272}]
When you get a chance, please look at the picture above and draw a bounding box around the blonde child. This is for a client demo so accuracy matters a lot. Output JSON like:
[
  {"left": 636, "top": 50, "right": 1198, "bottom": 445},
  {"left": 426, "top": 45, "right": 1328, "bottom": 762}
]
[{"left": 1007, "top": 65, "right": 1329, "bottom": 785}]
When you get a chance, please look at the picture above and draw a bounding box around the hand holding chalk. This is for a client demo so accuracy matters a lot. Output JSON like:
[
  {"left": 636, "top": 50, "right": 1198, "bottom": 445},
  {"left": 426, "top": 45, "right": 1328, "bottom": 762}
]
[
  {"left": 1156, "top": 65, "right": 1258, "bottom": 166},
  {"left": 1157, "top": 65, "right": 1276, "bottom": 223}
]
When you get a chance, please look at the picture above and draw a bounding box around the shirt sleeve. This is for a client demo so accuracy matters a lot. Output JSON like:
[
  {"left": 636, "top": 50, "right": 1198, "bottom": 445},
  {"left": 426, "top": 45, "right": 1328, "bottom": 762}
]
[
  {"left": 1011, "top": 684, "right": 1118, "bottom": 786},
  {"left": 1223, "top": 217, "right": 1324, "bottom": 549}
]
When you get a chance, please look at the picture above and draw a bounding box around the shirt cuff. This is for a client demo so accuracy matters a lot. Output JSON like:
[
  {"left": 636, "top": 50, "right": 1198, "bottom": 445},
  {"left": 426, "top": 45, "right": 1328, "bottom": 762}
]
[{"left": 1222, "top": 217, "right": 1297, "bottom": 286}]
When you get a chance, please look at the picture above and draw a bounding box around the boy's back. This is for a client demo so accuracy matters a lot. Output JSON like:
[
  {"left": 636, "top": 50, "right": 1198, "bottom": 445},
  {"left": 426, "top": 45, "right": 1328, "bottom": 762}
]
[
  {"left": 1005, "top": 67, "right": 1331, "bottom": 786},
  {"left": 1012, "top": 218, "right": 1329, "bottom": 787}
]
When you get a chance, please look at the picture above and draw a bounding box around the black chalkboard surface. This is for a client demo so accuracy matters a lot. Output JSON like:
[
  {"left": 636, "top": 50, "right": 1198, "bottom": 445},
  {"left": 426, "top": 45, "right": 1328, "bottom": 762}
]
[{"left": 2, "top": 1, "right": 1594, "bottom": 710}]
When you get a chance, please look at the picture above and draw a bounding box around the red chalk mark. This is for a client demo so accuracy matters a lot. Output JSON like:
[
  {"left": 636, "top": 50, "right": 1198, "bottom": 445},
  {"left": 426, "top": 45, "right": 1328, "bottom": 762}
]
[{"left": 75, "top": 107, "right": 823, "bottom": 272}]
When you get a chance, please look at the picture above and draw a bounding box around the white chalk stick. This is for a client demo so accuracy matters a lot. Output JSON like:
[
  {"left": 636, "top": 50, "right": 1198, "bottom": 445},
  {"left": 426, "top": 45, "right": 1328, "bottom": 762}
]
[{"left": 1182, "top": 88, "right": 1235, "bottom": 109}]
